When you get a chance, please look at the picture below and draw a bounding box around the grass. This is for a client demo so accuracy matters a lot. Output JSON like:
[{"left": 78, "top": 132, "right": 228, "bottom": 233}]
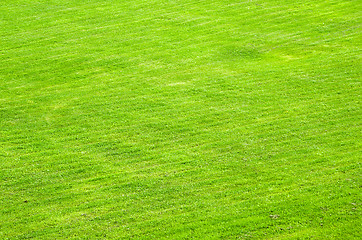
[{"left": 0, "top": 0, "right": 361, "bottom": 239}]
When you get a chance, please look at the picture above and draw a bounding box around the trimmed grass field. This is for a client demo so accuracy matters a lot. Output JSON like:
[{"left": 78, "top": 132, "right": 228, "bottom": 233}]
[{"left": 1, "top": 0, "right": 361, "bottom": 239}]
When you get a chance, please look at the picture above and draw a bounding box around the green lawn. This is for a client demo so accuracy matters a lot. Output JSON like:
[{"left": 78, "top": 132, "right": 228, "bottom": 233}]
[{"left": 0, "top": 0, "right": 361, "bottom": 239}]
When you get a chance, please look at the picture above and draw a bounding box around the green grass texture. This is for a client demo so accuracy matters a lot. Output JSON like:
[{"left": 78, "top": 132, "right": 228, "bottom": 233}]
[{"left": 1, "top": 0, "right": 361, "bottom": 239}]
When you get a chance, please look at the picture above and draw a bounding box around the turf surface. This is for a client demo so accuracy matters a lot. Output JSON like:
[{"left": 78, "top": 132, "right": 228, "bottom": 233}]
[{"left": 0, "top": 0, "right": 361, "bottom": 239}]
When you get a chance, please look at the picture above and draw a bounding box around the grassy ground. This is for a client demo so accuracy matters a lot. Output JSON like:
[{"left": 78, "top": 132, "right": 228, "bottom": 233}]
[{"left": 0, "top": 0, "right": 361, "bottom": 239}]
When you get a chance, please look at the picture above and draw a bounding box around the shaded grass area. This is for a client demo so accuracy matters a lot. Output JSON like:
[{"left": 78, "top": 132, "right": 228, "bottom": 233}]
[{"left": 0, "top": 0, "right": 361, "bottom": 239}]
